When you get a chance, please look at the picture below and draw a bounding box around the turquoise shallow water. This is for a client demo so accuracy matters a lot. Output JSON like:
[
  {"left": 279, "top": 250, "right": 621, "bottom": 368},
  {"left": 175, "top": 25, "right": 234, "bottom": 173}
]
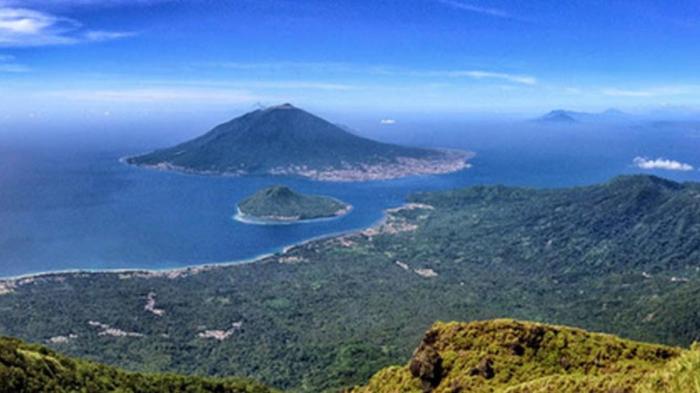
[{"left": 1, "top": 120, "right": 699, "bottom": 277}]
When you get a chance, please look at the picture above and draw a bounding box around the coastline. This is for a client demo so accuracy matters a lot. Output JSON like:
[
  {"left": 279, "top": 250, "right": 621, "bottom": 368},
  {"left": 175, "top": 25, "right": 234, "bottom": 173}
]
[
  {"left": 121, "top": 149, "right": 475, "bottom": 182},
  {"left": 0, "top": 154, "right": 463, "bottom": 285},
  {"left": 0, "top": 206, "right": 389, "bottom": 285},
  {"left": 232, "top": 204, "right": 353, "bottom": 225}
]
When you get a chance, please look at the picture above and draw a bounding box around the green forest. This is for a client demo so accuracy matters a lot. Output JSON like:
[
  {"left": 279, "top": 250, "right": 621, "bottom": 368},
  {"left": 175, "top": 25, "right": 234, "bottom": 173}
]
[{"left": 1, "top": 175, "right": 700, "bottom": 392}]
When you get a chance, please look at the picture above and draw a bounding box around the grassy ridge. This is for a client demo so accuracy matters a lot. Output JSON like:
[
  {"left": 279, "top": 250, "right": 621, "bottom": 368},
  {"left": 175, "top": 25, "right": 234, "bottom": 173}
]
[
  {"left": 5, "top": 320, "right": 699, "bottom": 393},
  {"left": 352, "top": 319, "right": 688, "bottom": 393},
  {"left": 0, "top": 336, "right": 276, "bottom": 393}
]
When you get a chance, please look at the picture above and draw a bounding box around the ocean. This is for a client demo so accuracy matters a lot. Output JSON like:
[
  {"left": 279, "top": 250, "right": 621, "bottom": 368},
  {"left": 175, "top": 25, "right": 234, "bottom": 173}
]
[{"left": 1, "top": 119, "right": 699, "bottom": 277}]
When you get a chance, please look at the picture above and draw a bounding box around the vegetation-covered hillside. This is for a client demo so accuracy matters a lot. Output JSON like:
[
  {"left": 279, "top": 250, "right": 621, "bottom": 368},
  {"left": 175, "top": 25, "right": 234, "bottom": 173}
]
[
  {"left": 1, "top": 175, "right": 700, "bottom": 392},
  {"left": 352, "top": 319, "right": 688, "bottom": 393},
  {"left": 0, "top": 336, "right": 275, "bottom": 393},
  {"left": 127, "top": 104, "right": 470, "bottom": 181},
  {"left": 237, "top": 186, "right": 349, "bottom": 222}
]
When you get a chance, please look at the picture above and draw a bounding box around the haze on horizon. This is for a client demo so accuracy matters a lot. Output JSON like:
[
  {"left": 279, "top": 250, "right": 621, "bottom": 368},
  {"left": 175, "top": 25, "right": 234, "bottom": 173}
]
[{"left": 0, "top": 0, "right": 699, "bottom": 125}]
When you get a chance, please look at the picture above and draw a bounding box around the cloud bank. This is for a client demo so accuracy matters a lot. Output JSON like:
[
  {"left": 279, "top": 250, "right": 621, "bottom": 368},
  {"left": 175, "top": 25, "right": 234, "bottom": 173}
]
[
  {"left": 633, "top": 157, "right": 694, "bottom": 171},
  {"left": 0, "top": 6, "right": 135, "bottom": 47}
]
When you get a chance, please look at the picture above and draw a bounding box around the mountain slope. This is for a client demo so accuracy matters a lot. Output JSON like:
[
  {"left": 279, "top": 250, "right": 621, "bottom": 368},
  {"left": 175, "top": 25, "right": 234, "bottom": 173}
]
[
  {"left": 0, "top": 336, "right": 275, "bottom": 393},
  {"left": 2, "top": 175, "right": 700, "bottom": 392},
  {"left": 127, "top": 104, "right": 470, "bottom": 181},
  {"left": 352, "top": 319, "right": 691, "bottom": 393},
  {"left": 537, "top": 109, "right": 578, "bottom": 123},
  {"left": 237, "top": 186, "right": 350, "bottom": 221}
]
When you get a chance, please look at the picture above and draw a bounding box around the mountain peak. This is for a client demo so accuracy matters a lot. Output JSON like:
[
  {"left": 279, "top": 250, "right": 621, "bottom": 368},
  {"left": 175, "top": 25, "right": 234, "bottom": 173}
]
[
  {"left": 267, "top": 103, "right": 297, "bottom": 111},
  {"left": 354, "top": 319, "right": 682, "bottom": 393},
  {"left": 608, "top": 174, "right": 682, "bottom": 191},
  {"left": 127, "top": 105, "right": 471, "bottom": 181},
  {"left": 536, "top": 108, "right": 632, "bottom": 123},
  {"left": 603, "top": 107, "right": 625, "bottom": 115},
  {"left": 538, "top": 110, "right": 577, "bottom": 123},
  {"left": 263, "top": 185, "right": 295, "bottom": 198},
  {"left": 237, "top": 185, "right": 350, "bottom": 222}
]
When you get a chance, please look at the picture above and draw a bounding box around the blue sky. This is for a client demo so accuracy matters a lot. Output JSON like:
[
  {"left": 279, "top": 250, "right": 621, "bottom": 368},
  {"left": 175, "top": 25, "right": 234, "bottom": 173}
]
[{"left": 1, "top": 0, "right": 699, "bottom": 120}]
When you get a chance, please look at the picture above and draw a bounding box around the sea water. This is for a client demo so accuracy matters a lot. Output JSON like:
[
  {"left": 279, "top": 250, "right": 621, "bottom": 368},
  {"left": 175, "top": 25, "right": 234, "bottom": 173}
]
[{"left": 1, "top": 119, "right": 698, "bottom": 277}]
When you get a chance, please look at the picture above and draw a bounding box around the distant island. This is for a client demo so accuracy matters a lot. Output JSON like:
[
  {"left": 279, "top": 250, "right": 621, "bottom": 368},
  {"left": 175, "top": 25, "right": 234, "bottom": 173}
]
[
  {"left": 235, "top": 185, "right": 351, "bottom": 223},
  {"left": 126, "top": 103, "right": 472, "bottom": 181},
  {"left": 537, "top": 109, "right": 578, "bottom": 123},
  {"left": 536, "top": 108, "right": 630, "bottom": 123}
]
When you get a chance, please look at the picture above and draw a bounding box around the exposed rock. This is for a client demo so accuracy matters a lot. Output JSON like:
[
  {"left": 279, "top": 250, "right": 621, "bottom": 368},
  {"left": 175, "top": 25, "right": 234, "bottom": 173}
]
[
  {"left": 409, "top": 329, "right": 444, "bottom": 392},
  {"left": 469, "top": 357, "right": 495, "bottom": 379}
]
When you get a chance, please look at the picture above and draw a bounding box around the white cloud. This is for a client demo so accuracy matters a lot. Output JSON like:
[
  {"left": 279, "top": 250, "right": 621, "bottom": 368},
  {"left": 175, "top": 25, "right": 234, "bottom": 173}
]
[
  {"left": 445, "top": 70, "right": 537, "bottom": 85},
  {"left": 200, "top": 61, "right": 372, "bottom": 75},
  {"left": 242, "top": 80, "right": 359, "bottom": 91},
  {"left": 136, "top": 78, "right": 361, "bottom": 92},
  {"left": 602, "top": 86, "right": 698, "bottom": 98},
  {"left": 633, "top": 157, "right": 694, "bottom": 171},
  {"left": 380, "top": 119, "right": 396, "bottom": 125},
  {"left": 0, "top": 0, "right": 171, "bottom": 8},
  {"left": 603, "top": 89, "right": 654, "bottom": 97},
  {"left": 83, "top": 30, "right": 137, "bottom": 42},
  {"left": 0, "top": 6, "right": 135, "bottom": 47},
  {"left": 201, "top": 61, "right": 537, "bottom": 86},
  {"left": 45, "top": 87, "right": 260, "bottom": 104},
  {"left": 407, "top": 69, "right": 536, "bottom": 85},
  {"left": 436, "top": 0, "right": 512, "bottom": 19}
]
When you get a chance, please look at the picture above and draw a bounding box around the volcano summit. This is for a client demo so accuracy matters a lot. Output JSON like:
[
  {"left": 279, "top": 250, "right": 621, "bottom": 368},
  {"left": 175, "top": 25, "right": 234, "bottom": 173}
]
[{"left": 127, "top": 104, "right": 471, "bottom": 181}]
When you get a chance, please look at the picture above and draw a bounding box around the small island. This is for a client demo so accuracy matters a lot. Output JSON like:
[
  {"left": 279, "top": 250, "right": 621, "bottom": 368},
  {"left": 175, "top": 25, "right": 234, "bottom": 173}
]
[{"left": 235, "top": 186, "right": 351, "bottom": 223}]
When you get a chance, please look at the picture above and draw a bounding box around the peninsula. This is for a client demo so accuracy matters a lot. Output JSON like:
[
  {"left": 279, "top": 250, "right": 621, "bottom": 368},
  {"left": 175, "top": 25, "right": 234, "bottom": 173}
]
[
  {"left": 126, "top": 104, "right": 471, "bottom": 181},
  {"left": 236, "top": 186, "right": 350, "bottom": 223}
]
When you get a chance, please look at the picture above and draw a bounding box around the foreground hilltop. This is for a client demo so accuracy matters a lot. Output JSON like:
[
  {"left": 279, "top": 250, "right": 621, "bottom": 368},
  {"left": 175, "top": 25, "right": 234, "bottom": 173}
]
[
  {"left": 353, "top": 319, "right": 696, "bottom": 393},
  {"left": 0, "top": 336, "right": 275, "bottom": 393},
  {"left": 3, "top": 320, "right": 699, "bottom": 393},
  {"left": 237, "top": 186, "right": 350, "bottom": 222},
  {"left": 2, "top": 175, "right": 700, "bottom": 391},
  {"left": 127, "top": 104, "right": 471, "bottom": 181}
]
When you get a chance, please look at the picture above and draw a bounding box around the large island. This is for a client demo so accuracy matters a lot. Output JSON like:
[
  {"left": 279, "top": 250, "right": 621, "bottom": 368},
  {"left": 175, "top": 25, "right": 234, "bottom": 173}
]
[
  {"left": 2, "top": 175, "right": 699, "bottom": 392},
  {"left": 235, "top": 186, "right": 351, "bottom": 223},
  {"left": 126, "top": 104, "right": 472, "bottom": 181}
]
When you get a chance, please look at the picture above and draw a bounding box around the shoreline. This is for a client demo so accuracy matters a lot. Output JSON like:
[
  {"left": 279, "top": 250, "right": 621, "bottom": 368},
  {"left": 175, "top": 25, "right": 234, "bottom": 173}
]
[
  {"left": 232, "top": 204, "right": 353, "bottom": 225},
  {"left": 0, "top": 208, "right": 388, "bottom": 284},
  {"left": 1, "top": 153, "right": 461, "bottom": 284},
  {"left": 121, "top": 149, "right": 475, "bottom": 182}
]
